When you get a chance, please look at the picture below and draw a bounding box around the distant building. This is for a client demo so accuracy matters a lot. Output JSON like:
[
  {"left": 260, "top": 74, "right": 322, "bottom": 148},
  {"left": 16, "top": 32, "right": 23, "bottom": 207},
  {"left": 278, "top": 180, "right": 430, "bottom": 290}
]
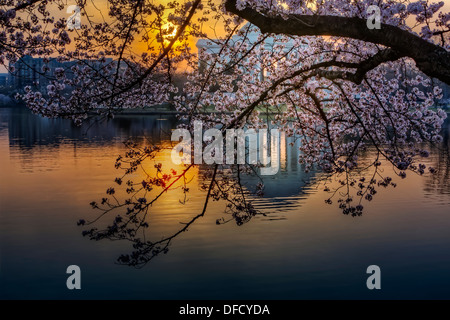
[
  {"left": 9, "top": 55, "right": 114, "bottom": 92},
  {"left": 196, "top": 23, "right": 305, "bottom": 81},
  {"left": 197, "top": 23, "right": 449, "bottom": 108},
  {"left": 0, "top": 74, "right": 8, "bottom": 87},
  {"left": 10, "top": 55, "right": 53, "bottom": 89},
  {"left": 434, "top": 79, "right": 450, "bottom": 107}
]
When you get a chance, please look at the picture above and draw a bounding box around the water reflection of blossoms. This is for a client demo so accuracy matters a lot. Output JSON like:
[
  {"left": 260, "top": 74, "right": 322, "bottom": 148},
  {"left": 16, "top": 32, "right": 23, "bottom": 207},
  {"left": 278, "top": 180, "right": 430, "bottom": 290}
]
[
  {"left": 78, "top": 141, "right": 263, "bottom": 267},
  {"left": 321, "top": 148, "right": 438, "bottom": 217},
  {"left": 423, "top": 120, "right": 450, "bottom": 198},
  {"left": 77, "top": 135, "right": 443, "bottom": 267}
]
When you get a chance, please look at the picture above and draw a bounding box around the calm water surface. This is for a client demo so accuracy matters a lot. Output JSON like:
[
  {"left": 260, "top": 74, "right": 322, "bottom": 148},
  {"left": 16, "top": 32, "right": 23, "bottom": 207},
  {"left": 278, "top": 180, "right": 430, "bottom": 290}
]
[{"left": 0, "top": 106, "right": 449, "bottom": 299}]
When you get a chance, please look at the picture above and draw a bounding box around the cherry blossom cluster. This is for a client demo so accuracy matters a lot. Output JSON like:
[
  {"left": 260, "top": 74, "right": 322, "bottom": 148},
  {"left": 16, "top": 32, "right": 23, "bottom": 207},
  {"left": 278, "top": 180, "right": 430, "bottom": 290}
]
[{"left": 2, "top": 1, "right": 449, "bottom": 225}]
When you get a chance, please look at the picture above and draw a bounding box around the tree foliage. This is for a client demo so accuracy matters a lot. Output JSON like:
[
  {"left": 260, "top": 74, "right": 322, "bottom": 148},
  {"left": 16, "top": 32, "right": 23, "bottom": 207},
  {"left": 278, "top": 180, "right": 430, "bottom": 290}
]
[{"left": 2, "top": 0, "right": 449, "bottom": 265}]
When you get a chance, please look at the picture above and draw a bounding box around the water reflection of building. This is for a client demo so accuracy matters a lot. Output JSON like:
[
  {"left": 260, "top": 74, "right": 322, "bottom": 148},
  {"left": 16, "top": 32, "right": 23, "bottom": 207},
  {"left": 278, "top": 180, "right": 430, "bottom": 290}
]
[
  {"left": 423, "top": 117, "right": 450, "bottom": 198},
  {"left": 0, "top": 106, "right": 177, "bottom": 149},
  {"left": 196, "top": 130, "right": 317, "bottom": 213},
  {"left": 2, "top": 105, "right": 317, "bottom": 213}
]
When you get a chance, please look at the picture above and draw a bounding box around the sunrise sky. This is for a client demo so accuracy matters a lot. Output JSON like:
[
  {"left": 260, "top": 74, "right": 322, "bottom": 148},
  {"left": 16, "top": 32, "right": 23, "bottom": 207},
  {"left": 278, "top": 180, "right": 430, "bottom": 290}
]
[{"left": 1, "top": 0, "right": 449, "bottom": 74}]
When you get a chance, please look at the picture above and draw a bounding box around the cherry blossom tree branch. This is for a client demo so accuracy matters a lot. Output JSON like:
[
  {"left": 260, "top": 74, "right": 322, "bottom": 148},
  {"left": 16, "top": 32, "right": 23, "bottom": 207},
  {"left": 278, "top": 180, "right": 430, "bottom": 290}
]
[{"left": 224, "top": 0, "right": 450, "bottom": 84}]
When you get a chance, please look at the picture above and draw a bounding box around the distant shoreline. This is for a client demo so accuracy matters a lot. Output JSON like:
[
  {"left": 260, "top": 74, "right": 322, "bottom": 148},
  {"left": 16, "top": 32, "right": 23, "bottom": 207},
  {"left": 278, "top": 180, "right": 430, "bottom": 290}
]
[
  {"left": 0, "top": 103, "right": 284, "bottom": 116},
  {"left": 1, "top": 101, "right": 448, "bottom": 116}
]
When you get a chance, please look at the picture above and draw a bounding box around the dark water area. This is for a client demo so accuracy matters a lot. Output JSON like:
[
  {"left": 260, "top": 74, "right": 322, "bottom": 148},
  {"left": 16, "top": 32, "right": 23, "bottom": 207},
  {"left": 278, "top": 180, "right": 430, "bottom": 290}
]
[{"left": 0, "top": 105, "right": 449, "bottom": 299}]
